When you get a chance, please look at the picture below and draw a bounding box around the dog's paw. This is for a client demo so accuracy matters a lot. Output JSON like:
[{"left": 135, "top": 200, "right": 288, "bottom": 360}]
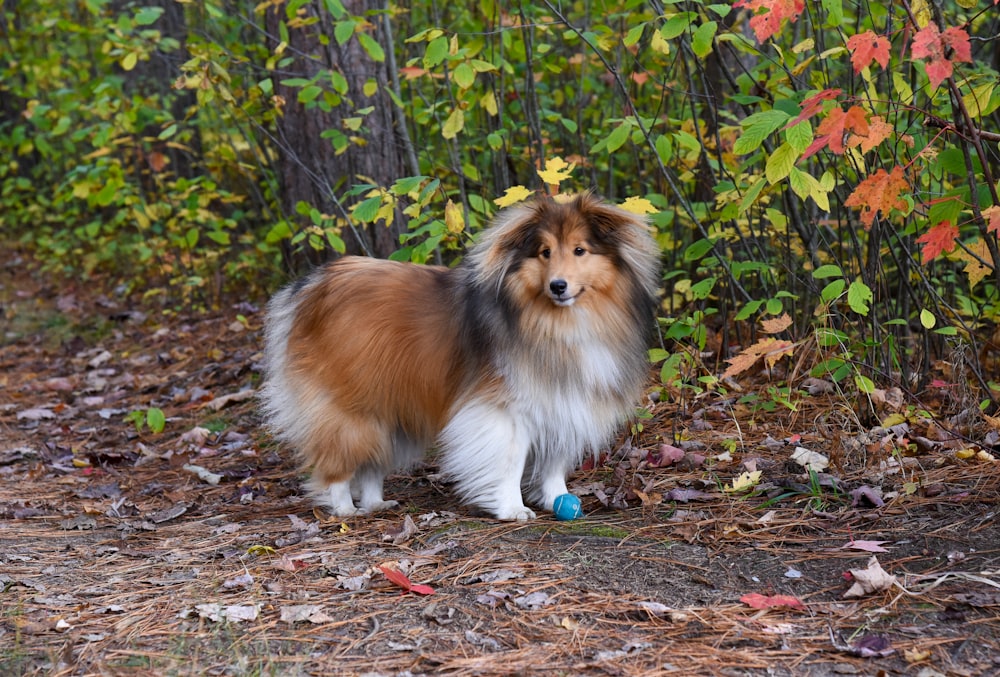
[
  {"left": 494, "top": 506, "right": 536, "bottom": 521},
  {"left": 359, "top": 499, "right": 399, "bottom": 514}
]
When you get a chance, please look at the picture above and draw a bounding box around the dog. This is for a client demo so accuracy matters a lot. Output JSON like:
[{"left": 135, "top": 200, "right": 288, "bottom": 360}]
[{"left": 260, "top": 193, "right": 660, "bottom": 520}]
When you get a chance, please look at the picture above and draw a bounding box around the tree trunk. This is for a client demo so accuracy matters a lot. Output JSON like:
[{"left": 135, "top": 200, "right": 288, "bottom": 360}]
[{"left": 264, "top": 0, "right": 407, "bottom": 266}]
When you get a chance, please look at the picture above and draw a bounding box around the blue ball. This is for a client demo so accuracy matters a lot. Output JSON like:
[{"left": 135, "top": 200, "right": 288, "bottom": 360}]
[{"left": 552, "top": 493, "right": 583, "bottom": 521}]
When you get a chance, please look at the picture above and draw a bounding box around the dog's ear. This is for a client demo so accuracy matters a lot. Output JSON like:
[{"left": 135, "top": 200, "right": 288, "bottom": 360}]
[
  {"left": 574, "top": 193, "right": 635, "bottom": 244},
  {"left": 493, "top": 203, "right": 544, "bottom": 255}
]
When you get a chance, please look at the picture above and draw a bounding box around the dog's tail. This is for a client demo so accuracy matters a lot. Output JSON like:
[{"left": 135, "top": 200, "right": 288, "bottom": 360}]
[{"left": 259, "top": 280, "right": 308, "bottom": 444}]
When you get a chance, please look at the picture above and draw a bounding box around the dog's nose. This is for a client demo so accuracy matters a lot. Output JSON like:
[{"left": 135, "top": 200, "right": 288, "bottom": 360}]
[{"left": 549, "top": 279, "right": 568, "bottom": 296}]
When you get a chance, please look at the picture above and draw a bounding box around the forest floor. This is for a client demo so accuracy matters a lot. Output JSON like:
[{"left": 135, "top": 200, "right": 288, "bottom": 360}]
[{"left": 2, "top": 256, "right": 1000, "bottom": 677}]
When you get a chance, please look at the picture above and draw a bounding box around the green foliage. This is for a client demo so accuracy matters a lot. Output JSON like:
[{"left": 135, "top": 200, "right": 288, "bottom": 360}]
[
  {"left": 2, "top": 0, "right": 998, "bottom": 405},
  {"left": 126, "top": 406, "right": 166, "bottom": 435}
]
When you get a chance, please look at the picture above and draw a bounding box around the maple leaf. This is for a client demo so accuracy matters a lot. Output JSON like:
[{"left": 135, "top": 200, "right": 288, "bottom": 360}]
[
  {"left": 740, "top": 592, "right": 805, "bottom": 611},
  {"left": 915, "top": 220, "right": 959, "bottom": 264},
  {"left": 722, "top": 337, "right": 796, "bottom": 379},
  {"left": 784, "top": 88, "right": 842, "bottom": 130},
  {"left": 983, "top": 205, "right": 1000, "bottom": 236},
  {"left": 494, "top": 185, "right": 533, "bottom": 207},
  {"left": 954, "top": 237, "right": 991, "bottom": 288},
  {"left": 911, "top": 24, "right": 973, "bottom": 90},
  {"left": 733, "top": 0, "right": 805, "bottom": 43},
  {"left": 536, "top": 156, "right": 574, "bottom": 187},
  {"left": 847, "top": 114, "right": 893, "bottom": 154},
  {"left": 803, "top": 105, "right": 868, "bottom": 157},
  {"left": 843, "top": 556, "right": 897, "bottom": 598},
  {"left": 761, "top": 313, "right": 792, "bottom": 334},
  {"left": 379, "top": 565, "right": 435, "bottom": 595},
  {"left": 846, "top": 31, "right": 891, "bottom": 73},
  {"left": 843, "top": 166, "right": 909, "bottom": 228},
  {"left": 724, "top": 470, "right": 763, "bottom": 493}
]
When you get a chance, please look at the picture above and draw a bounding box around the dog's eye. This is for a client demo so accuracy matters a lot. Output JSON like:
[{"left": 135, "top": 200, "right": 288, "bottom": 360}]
[
  {"left": 574, "top": 247, "right": 586, "bottom": 256},
  {"left": 540, "top": 248, "right": 551, "bottom": 259}
]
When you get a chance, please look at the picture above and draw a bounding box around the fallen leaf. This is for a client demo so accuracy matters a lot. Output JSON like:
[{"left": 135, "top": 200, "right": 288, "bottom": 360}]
[
  {"left": 724, "top": 470, "right": 762, "bottom": 493},
  {"left": 279, "top": 604, "right": 335, "bottom": 624},
  {"left": 382, "top": 514, "right": 418, "bottom": 545},
  {"left": 850, "top": 633, "right": 895, "bottom": 657},
  {"left": 379, "top": 565, "right": 434, "bottom": 596},
  {"left": 740, "top": 592, "right": 805, "bottom": 611},
  {"left": 841, "top": 540, "right": 889, "bottom": 553},
  {"left": 647, "top": 443, "right": 685, "bottom": 467},
  {"left": 850, "top": 485, "right": 885, "bottom": 507},
  {"left": 843, "top": 556, "right": 897, "bottom": 598},
  {"left": 513, "top": 591, "right": 553, "bottom": 610},
  {"left": 790, "top": 446, "right": 829, "bottom": 471}
]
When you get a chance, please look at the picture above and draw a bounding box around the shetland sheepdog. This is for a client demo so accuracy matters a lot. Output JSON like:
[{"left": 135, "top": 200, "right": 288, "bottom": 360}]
[{"left": 261, "top": 194, "right": 660, "bottom": 520}]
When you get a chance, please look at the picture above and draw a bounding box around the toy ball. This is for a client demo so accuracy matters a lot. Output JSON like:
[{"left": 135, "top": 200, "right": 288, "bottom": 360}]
[{"left": 552, "top": 493, "right": 583, "bottom": 521}]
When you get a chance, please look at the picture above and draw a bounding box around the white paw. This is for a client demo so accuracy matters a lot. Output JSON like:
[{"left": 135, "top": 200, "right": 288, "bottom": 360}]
[
  {"left": 359, "top": 499, "right": 399, "bottom": 514},
  {"left": 494, "top": 506, "right": 537, "bottom": 521}
]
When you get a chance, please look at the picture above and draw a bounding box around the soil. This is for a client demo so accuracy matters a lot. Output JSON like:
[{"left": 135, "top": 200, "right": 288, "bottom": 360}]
[{"left": 2, "top": 258, "right": 1000, "bottom": 676}]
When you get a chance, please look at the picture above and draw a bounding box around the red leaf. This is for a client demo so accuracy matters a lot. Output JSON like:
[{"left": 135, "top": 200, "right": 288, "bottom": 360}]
[
  {"left": 740, "top": 593, "right": 805, "bottom": 611},
  {"left": 915, "top": 220, "right": 959, "bottom": 264},
  {"left": 733, "top": 0, "right": 805, "bottom": 43},
  {"left": 379, "top": 565, "right": 435, "bottom": 595},
  {"left": 911, "top": 24, "right": 973, "bottom": 90},
  {"left": 846, "top": 31, "right": 891, "bottom": 73},
  {"left": 784, "top": 88, "right": 842, "bottom": 130},
  {"left": 803, "top": 105, "right": 869, "bottom": 158}
]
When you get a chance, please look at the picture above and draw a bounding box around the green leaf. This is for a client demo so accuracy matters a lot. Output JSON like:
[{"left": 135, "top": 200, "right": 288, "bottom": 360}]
[
  {"left": 604, "top": 121, "right": 631, "bottom": 153},
  {"left": 452, "top": 61, "right": 475, "bottom": 89},
  {"left": 820, "top": 279, "right": 845, "bottom": 303},
  {"left": 735, "top": 298, "right": 765, "bottom": 321},
  {"left": 733, "top": 110, "right": 789, "bottom": 155},
  {"left": 624, "top": 23, "right": 646, "bottom": 48},
  {"left": 739, "top": 177, "right": 766, "bottom": 213},
  {"left": 691, "top": 21, "right": 717, "bottom": 58},
  {"left": 812, "top": 264, "right": 842, "bottom": 279},
  {"left": 334, "top": 20, "right": 356, "bottom": 45},
  {"left": 919, "top": 308, "right": 936, "bottom": 329},
  {"left": 353, "top": 196, "right": 382, "bottom": 223},
  {"left": 683, "top": 238, "right": 715, "bottom": 262},
  {"left": 784, "top": 120, "right": 813, "bottom": 154},
  {"left": 424, "top": 36, "right": 449, "bottom": 68},
  {"left": 134, "top": 6, "right": 164, "bottom": 26},
  {"left": 690, "top": 276, "right": 717, "bottom": 299},
  {"left": 146, "top": 407, "right": 166, "bottom": 434},
  {"left": 358, "top": 33, "right": 385, "bottom": 62},
  {"left": 847, "top": 280, "right": 873, "bottom": 315},
  {"left": 661, "top": 12, "right": 694, "bottom": 40}
]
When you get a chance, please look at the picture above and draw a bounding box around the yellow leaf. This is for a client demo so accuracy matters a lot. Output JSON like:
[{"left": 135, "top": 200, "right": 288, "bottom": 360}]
[
  {"left": 904, "top": 648, "right": 932, "bottom": 663},
  {"left": 619, "top": 196, "right": 657, "bottom": 215},
  {"left": 560, "top": 616, "right": 579, "bottom": 631},
  {"left": 881, "top": 412, "right": 907, "bottom": 427},
  {"left": 444, "top": 199, "right": 464, "bottom": 234},
  {"left": 911, "top": 0, "right": 931, "bottom": 28},
  {"left": 955, "top": 448, "right": 976, "bottom": 460},
  {"left": 724, "top": 470, "right": 762, "bottom": 493},
  {"left": 954, "top": 237, "right": 991, "bottom": 289},
  {"left": 121, "top": 51, "right": 138, "bottom": 72},
  {"left": 441, "top": 107, "right": 464, "bottom": 139},
  {"left": 480, "top": 90, "right": 498, "bottom": 116},
  {"left": 651, "top": 27, "right": 670, "bottom": 55},
  {"left": 536, "top": 156, "right": 574, "bottom": 187},
  {"left": 494, "top": 185, "right": 533, "bottom": 208}
]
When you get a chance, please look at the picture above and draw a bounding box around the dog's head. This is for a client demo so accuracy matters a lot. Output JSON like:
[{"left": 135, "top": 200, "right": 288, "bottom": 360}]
[{"left": 471, "top": 193, "right": 660, "bottom": 312}]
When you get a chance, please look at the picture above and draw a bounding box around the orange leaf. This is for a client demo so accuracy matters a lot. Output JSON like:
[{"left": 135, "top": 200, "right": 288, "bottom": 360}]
[
  {"left": 983, "top": 205, "right": 1000, "bottom": 236},
  {"left": 722, "top": 337, "right": 796, "bottom": 379},
  {"left": 846, "top": 31, "right": 891, "bottom": 73},
  {"left": 741, "top": 593, "right": 805, "bottom": 611},
  {"left": 915, "top": 220, "right": 959, "bottom": 264},
  {"left": 848, "top": 115, "right": 893, "bottom": 154},
  {"left": 803, "top": 105, "right": 869, "bottom": 158},
  {"left": 843, "top": 166, "right": 910, "bottom": 228},
  {"left": 733, "top": 0, "right": 805, "bottom": 43},
  {"left": 761, "top": 313, "right": 792, "bottom": 334}
]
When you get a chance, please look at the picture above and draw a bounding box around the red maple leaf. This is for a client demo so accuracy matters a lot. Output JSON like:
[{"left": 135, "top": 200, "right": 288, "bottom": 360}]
[
  {"left": 803, "top": 105, "right": 869, "bottom": 158},
  {"left": 911, "top": 24, "right": 973, "bottom": 90},
  {"left": 846, "top": 31, "right": 891, "bottom": 73},
  {"left": 915, "top": 220, "right": 959, "bottom": 263},
  {"left": 784, "top": 88, "right": 842, "bottom": 130},
  {"left": 733, "top": 0, "right": 805, "bottom": 43},
  {"left": 379, "top": 565, "right": 435, "bottom": 595},
  {"left": 983, "top": 205, "right": 1000, "bottom": 236},
  {"left": 843, "top": 166, "right": 910, "bottom": 228},
  {"left": 847, "top": 114, "right": 894, "bottom": 154}
]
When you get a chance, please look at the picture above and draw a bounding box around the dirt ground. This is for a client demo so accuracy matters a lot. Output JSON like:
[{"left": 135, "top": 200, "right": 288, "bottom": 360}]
[{"left": 2, "top": 260, "right": 1000, "bottom": 676}]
